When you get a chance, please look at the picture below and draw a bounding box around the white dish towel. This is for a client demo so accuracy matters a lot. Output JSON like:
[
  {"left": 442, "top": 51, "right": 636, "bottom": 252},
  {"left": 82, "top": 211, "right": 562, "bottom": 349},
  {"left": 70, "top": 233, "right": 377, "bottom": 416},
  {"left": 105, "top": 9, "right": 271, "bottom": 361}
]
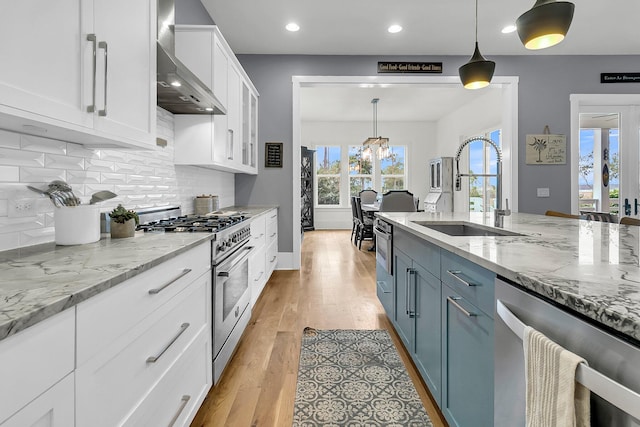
[{"left": 524, "top": 326, "right": 591, "bottom": 427}]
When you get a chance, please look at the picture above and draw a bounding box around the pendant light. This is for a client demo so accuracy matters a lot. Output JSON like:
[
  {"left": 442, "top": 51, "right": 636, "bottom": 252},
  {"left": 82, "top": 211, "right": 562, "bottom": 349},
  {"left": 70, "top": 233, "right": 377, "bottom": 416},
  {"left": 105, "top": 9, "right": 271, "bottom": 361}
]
[
  {"left": 516, "top": 0, "right": 575, "bottom": 50},
  {"left": 362, "top": 98, "right": 390, "bottom": 160},
  {"left": 458, "top": 0, "right": 495, "bottom": 90}
]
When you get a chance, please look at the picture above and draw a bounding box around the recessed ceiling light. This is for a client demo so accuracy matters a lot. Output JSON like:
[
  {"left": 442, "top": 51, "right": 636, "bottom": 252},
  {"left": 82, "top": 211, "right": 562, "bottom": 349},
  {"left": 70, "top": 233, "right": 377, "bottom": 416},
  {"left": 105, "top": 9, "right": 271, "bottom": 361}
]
[
  {"left": 286, "top": 23, "right": 300, "bottom": 32},
  {"left": 205, "top": 107, "right": 214, "bottom": 112},
  {"left": 388, "top": 24, "right": 403, "bottom": 33},
  {"left": 501, "top": 25, "right": 517, "bottom": 34},
  {"left": 170, "top": 80, "right": 181, "bottom": 87}
]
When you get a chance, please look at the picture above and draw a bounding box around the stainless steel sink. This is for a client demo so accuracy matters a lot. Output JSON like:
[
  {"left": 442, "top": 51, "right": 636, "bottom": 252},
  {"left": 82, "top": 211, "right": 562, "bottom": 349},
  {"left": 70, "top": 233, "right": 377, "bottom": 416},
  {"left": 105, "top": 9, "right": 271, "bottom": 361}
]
[{"left": 412, "top": 221, "right": 524, "bottom": 237}]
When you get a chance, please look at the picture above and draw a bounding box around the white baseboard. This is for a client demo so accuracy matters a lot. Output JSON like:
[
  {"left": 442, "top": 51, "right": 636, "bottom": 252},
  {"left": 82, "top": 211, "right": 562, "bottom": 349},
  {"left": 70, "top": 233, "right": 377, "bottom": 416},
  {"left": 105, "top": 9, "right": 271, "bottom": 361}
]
[{"left": 275, "top": 251, "right": 296, "bottom": 270}]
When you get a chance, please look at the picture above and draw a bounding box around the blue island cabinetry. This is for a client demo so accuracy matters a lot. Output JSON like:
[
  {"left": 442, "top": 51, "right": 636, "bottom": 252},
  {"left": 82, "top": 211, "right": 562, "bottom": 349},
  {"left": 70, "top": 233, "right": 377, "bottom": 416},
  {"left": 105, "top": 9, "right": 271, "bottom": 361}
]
[{"left": 384, "top": 228, "right": 495, "bottom": 427}]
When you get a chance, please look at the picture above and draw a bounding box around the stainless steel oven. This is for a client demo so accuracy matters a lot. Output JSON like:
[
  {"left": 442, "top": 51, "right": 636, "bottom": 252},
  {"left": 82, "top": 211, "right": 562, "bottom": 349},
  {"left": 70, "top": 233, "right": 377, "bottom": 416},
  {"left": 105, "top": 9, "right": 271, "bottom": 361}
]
[
  {"left": 212, "top": 223, "right": 252, "bottom": 383},
  {"left": 374, "top": 218, "right": 393, "bottom": 274}
]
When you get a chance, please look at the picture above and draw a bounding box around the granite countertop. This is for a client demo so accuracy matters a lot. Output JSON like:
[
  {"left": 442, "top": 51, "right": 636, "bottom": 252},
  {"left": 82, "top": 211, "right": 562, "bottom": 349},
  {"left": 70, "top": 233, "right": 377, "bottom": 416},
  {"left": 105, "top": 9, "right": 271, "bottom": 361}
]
[
  {"left": 0, "top": 205, "right": 279, "bottom": 343},
  {"left": 376, "top": 211, "right": 640, "bottom": 343}
]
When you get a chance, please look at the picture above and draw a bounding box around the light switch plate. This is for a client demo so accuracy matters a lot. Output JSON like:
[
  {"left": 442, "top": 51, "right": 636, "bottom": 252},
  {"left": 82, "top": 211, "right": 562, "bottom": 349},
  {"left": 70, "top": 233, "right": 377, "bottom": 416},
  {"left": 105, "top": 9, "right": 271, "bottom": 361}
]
[{"left": 537, "top": 188, "right": 550, "bottom": 197}]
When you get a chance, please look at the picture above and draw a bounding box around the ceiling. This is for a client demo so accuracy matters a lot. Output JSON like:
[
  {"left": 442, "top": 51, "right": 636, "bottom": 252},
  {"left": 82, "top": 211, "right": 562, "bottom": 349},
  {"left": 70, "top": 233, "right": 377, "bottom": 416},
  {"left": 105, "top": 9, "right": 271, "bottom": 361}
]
[
  {"left": 199, "top": 0, "right": 638, "bottom": 123},
  {"left": 201, "top": 0, "right": 639, "bottom": 56}
]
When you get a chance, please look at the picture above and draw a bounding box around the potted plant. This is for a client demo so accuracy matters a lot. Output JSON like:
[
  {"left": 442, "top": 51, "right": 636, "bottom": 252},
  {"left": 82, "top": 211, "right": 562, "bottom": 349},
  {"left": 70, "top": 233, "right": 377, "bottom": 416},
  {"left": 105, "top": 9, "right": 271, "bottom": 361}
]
[{"left": 109, "top": 204, "right": 139, "bottom": 238}]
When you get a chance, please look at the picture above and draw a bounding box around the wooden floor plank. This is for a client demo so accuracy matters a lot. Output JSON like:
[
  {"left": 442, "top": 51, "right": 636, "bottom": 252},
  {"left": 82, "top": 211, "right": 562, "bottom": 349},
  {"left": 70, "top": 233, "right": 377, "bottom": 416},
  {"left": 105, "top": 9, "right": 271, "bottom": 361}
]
[{"left": 190, "top": 230, "right": 447, "bottom": 427}]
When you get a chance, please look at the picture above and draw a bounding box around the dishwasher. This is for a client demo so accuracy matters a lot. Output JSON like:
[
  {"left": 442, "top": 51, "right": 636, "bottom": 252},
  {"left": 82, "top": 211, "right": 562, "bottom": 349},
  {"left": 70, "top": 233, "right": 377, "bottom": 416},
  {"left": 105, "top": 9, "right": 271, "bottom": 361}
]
[{"left": 495, "top": 278, "right": 640, "bottom": 426}]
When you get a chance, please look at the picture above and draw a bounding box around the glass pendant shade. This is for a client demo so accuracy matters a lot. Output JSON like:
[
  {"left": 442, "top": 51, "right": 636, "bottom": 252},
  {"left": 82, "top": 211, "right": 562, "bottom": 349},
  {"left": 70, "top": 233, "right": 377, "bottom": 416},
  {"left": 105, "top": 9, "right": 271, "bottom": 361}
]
[
  {"left": 362, "top": 99, "right": 390, "bottom": 159},
  {"left": 459, "top": 42, "right": 496, "bottom": 89},
  {"left": 516, "top": 0, "right": 575, "bottom": 50}
]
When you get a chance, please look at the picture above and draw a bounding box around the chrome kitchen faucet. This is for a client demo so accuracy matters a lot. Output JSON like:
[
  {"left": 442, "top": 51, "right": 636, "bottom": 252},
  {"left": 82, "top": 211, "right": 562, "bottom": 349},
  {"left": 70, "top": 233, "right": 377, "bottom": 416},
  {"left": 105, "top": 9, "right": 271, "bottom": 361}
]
[{"left": 455, "top": 136, "right": 510, "bottom": 227}]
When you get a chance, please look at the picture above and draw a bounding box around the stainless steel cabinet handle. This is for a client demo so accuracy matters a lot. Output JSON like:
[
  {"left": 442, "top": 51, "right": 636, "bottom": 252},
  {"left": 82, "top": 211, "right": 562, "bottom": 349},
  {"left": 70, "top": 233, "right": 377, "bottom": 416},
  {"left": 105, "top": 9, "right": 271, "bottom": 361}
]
[
  {"left": 405, "top": 268, "right": 410, "bottom": 315},
  {"left": 408, "top": 269, "right": 416, "bottom": 317},
  {"left": 270, "top": 232, "right": 277, "bottom": 237},
  {"left": 98, "top": 41, "right": 108, "bottom": 116},
  {"left": 270, "top": 255, "right": 277, "bottom": 262},
  {"left": 227, "top": 129, "right": 234, "bottom": 160},
  {"left": 254, "top": 271, "right": 264, "bottom": 281},
  {"left": 86, "top": 34, "right": 97, "bottom": 113},
  {"left": 167, "top": 395, "right": 191, "bottom": 427},
  {"left": 447, "top": 296, "right": 476, "bottom": 317},
  {"left": 146, "top": 322, "right": 190, "bottom": 363},
  {"left": 447, "top": 269, "right": 476, "bottom": 287},
  {"left": 148, "top": 268, "right": 192, "bottom": 294}
]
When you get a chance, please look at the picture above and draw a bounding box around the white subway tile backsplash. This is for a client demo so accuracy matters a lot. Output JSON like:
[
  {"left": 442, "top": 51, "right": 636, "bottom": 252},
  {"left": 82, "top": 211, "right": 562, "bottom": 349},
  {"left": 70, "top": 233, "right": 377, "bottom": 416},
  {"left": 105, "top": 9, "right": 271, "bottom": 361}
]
[
  {"left": 0, "top": 109, "right": 235, "bottom": 250},
  {"left": 21, "top": 134, "right": 67, "bottom": 154},
  {"left": 85, "top": 158, "right": 115, "bottom": 173},
  {"left": 0, "top": 147, "right": 45, "bottom": 167},
  {"left": 0, "top": 129, "right": 21, "bottom": 149},
  {"left": 101, "top": 173, "right": 127, "bottom": 184},
  {"left": 0, "top": 166, "right": 19, "bottom": 182},
  {"left": 20, "top": 167, "right": 65, "bottom": 183},
  {"left": 44, "top": 153, "right": 84, "bottom": 170}
]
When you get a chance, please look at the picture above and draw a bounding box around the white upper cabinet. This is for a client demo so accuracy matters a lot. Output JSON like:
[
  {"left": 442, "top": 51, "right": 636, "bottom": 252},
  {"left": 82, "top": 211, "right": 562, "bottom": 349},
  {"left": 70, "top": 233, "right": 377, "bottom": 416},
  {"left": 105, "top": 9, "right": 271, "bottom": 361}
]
[
  {"left": 0, "top": 0, "right": 156, "bottom": 149},
  {"left": 173, "top": 25, "right": 258, "bottom": 175}
]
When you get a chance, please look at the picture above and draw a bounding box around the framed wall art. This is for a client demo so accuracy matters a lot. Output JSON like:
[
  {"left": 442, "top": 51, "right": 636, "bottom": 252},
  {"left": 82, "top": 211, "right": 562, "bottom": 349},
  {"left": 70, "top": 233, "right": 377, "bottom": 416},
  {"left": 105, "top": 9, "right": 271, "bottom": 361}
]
[{"left": 265, "top": 142, "right": 283, "bottom": 168}]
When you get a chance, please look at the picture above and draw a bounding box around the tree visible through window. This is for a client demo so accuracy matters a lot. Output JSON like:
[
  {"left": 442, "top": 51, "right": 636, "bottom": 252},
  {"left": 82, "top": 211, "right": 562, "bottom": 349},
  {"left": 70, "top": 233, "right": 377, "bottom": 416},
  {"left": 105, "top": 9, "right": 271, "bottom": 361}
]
[
  {"left": 349, "top": 146, "right": 373, "bottom": 198},
  {"left": 381, "top": 146, "right": 405, "bottom": 192},
  {"left": 316, "top": 146, "right": 341, "bottom": 205},
  {"left": 468, "top": 130, "right": 500, "bottom": 212}
]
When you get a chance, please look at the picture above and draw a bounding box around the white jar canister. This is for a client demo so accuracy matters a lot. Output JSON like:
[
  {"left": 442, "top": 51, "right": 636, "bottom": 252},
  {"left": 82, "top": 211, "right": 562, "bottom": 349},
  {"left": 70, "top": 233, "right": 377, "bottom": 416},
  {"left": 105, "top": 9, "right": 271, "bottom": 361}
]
[{"left": 54, "top": 205, "right": 101, "bottom": 245}]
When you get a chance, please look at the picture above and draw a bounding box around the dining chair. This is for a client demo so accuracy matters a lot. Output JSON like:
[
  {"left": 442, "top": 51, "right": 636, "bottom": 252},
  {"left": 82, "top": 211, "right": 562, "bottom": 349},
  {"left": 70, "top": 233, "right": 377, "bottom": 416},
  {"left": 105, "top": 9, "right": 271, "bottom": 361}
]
[
  {"left": 580, "top": 211, "right": 618, "bottom": 223},
  {"left": 545, "top": 210, "right": 580, "bottom": 219},
  {"left": 354, "top": 196, "right": 374, "bottom": 250},
  {"left": 350, "top": 196, "right": 360, "bottom": 245},
  {"left": 620, "top": 216, "right": 640, "bottom": 226},
  {"left": 379, "top": 190, "right": 417, "bottom": 212},
  {"left": 358, "top": 189, "right": 378, "bottom": 205}
]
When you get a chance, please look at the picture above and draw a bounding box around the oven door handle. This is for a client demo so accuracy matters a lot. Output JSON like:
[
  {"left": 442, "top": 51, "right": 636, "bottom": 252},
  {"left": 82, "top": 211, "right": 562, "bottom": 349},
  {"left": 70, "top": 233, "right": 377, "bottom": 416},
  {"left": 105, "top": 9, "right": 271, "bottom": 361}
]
[
  {"left": 373, "top": 227, "right": 392, "bottom": 241},
  {"left": 217, "top": 245, "right": 254, "bottom": 277}
]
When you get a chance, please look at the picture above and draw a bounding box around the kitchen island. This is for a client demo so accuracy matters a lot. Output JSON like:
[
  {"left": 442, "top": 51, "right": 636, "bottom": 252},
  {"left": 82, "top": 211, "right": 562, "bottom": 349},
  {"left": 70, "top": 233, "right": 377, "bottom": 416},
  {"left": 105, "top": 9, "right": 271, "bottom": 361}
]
[
  {"left": 375, "top": 211, "right": 640, "bottom": 426},
  {"left": 377, "top": 211, "right": 640, "bottom": 343}
]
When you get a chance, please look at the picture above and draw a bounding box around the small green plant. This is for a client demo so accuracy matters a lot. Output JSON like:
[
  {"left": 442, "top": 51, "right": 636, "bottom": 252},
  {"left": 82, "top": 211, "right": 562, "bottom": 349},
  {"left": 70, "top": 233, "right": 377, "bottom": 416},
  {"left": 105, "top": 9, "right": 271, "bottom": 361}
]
[{"left": 109, "top": 204, "right": 139, "bottom": 225}]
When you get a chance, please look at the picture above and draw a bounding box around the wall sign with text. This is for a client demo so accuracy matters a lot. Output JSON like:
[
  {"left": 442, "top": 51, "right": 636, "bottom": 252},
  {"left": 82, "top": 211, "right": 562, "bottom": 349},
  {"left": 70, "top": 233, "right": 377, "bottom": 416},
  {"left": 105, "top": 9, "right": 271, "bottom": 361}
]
[
  {"left": 601, "top": 73, "right": 640, "bottom": 83},
  {"left": 525, "top": 134, "right": 566, "bottom": 164},
  {"left": 377, "top": 62, "right": 443, "bottom": 74},
  {"left": 265, "top": 142, "right": 283, "bottom": 168}
]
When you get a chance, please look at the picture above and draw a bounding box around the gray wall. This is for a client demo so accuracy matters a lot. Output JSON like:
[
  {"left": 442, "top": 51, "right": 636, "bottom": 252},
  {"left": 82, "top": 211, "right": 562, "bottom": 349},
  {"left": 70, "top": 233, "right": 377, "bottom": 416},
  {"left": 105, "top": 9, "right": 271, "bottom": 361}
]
[
  {"left": 175, "top": 0, "right": 214, "bottom": 25},
  {"left": 234, "top": 54, "right": 639, "bottom": 252}
]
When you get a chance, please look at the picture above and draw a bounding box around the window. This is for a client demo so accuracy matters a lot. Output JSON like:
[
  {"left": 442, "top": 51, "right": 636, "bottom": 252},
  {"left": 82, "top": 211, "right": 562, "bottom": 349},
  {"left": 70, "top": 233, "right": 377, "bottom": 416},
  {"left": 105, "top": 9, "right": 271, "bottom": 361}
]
[
  {"left": 468, "top": 129, "right": 501, "bottom": 212},
  {"left": 381, "top": 146, "right": 406, "bottom": 192},
  {"left": 316, "top": 146, "right": 341, "bottom": 206},
  {"left": 348, "top": 146, "right": 373, "bottom": 198}
]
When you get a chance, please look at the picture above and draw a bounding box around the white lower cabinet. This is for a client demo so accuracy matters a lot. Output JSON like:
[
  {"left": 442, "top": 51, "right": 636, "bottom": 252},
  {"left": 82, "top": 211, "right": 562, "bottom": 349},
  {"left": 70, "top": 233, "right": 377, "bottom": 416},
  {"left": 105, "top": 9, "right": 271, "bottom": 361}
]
[
  {"left": 249, "top": 209, "right": 278, "bottom": 306},
  {"left": 0, "top": 309, "right": 75, "bottom": 425},
  {"left": 266, "top": 210, "right": 278, "bottom": 277},
  {"left": 1, "top": 374, "right": 75, "bottom": 427}
]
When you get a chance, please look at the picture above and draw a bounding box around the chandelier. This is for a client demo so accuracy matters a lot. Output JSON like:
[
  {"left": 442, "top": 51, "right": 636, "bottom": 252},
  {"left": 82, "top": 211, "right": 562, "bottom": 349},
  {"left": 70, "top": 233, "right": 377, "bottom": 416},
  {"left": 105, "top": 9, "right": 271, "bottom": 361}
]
[{"left": 362, "top": 98, "right": 390, "bottom": 160}]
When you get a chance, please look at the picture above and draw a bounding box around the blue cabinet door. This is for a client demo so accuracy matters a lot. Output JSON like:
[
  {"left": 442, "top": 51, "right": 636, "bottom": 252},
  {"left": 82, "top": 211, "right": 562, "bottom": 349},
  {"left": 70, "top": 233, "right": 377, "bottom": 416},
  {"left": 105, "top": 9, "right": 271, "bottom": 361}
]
[
  {"left": 441, "top": 284, "right": 494, "bottom": 427},
  {"left": 376, "top": 263, "right": 394, "bottom": 318},
  {"left": 393, "top": 249, "right": 414, "bottom": 352},
  {"left": 413, "top": 261, "right": 442, "bottom": 406}
]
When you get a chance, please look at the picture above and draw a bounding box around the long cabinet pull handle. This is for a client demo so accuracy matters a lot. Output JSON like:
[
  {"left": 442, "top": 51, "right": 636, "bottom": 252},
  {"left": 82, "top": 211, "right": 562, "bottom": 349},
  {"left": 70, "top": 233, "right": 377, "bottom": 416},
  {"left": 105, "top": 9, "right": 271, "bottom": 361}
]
[
  {"left": 447, "top": 269, "right": 476, "bottom": 287},
  {"left": 86, "top": 34, "right": 97, "bottom": 113},
  {"left": 227, "top": 129, "right": 234, "bottom": 160},
  {"left": 270, "top": 255, "right": 277, "bottom": 262},
  {"left": 98, "top": 41, "right": 108, "bottom": 116},
  {"left": 254, "top": 271, "right": 264, "bottom": 281},
  {"left": 146, "top": 323, "right": 190, "bottom": 363},
  {"left": 148, "top": 268, "right": 192, "bottom": 295},
  {"left": 410, "top": 269, "right": 418, "bottom": 317},
  {"left": 405, "top": 268, "right": 410, "bottom": 315},
  {"left": 167, "top": 395, "right": 191, "bottom": 427},
  {"left": 447, "top": 296, "right": 476, "bottom": 317},
  {"left": 270, "top": 232, "right": 277, "bottom": 237}
]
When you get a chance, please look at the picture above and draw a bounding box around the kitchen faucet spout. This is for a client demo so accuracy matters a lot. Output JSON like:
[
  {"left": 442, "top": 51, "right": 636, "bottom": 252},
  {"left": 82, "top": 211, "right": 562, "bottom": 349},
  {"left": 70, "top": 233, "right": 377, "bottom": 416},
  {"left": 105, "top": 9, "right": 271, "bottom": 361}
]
[{"left": 454, "top": 136, "right": 510, "bottom": 227}]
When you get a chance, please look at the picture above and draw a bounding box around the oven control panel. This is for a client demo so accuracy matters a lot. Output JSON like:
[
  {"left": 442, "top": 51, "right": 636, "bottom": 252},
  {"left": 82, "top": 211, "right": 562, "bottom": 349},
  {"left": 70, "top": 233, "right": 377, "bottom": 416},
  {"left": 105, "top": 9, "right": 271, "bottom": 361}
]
[{"left": 215, "top": 225, "right": 251, "bottom": 254}]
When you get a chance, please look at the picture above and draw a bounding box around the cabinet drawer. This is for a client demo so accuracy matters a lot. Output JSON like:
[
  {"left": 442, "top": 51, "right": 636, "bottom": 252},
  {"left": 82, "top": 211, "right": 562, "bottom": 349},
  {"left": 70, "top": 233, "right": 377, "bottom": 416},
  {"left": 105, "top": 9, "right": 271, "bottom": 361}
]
[
  {"left": 376, "top": 267, "right": 393, "bottom": 318},
  {"left": 76, "top": 273, "right": 210, "bottom": 427},
  {"left": 394, "top": 229, "right": 440, "bottom": 277},
  {"left": 1, "top": 373, "right": 74, "bottom": 427},
  {"left": 76, "top": 242, "right": 210, "bottom": 365},
  {"left": 441, "top": 250, "right": 495, "bottom": 317},
  {"left": 250, "top": 215, "right": 266, "bottom": 249},
  {"left": 123, "top": 327, "right": 211, "bottom": 427},
  {"left": 266, "top": 210, "right": 278, "bottom": 246},
  {"left": 266, "top": 239, "right": 277, "bottom": 276},
  {"left": 0, "top": 308, "right": 74, "bottom": 424}
]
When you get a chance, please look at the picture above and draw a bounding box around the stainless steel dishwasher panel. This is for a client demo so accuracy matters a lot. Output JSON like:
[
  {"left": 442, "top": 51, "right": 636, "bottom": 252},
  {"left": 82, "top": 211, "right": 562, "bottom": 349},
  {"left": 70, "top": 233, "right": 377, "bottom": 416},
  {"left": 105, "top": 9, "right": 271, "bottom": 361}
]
[{"left": 495, "top": 278, "right": 640, "bottom": 427}]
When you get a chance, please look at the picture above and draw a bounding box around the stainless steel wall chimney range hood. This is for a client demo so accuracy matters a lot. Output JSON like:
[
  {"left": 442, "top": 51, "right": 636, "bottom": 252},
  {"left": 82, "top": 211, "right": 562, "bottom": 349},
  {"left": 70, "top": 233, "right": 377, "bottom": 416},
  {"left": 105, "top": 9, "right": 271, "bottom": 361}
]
[{"left": 156, "top": 0, "right": 226, "bottom": 115}]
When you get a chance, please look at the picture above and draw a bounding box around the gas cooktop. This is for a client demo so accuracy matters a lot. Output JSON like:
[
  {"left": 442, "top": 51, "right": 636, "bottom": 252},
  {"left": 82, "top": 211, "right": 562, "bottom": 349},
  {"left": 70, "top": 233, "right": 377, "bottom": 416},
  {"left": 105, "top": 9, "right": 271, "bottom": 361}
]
[{"left": 137, "top": 213, "right": 248, "bottom": 233}]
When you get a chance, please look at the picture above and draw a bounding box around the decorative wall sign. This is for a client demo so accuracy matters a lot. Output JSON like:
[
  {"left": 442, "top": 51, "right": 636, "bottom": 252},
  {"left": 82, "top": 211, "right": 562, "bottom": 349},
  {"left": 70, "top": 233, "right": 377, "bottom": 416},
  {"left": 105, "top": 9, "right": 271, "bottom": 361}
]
[
  {"left": 265, "top": 142, "right": 283, "bottom": 168},
  {"left": 525, "top": 134, "right": 567, "bottom": 164},
  {"left": 601, "top": 73, "right": 640, "bottom": 83},
  {"left": 378, "top": 62, "right": 443, "bottom": 74}
]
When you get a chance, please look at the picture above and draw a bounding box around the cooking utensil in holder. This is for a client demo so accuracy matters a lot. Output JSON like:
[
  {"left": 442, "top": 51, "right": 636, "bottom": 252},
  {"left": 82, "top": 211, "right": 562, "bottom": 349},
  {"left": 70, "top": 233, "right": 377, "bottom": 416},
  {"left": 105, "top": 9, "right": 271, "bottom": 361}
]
[{"left": 54, "top": 205, "right": 101, "bottom": 245}]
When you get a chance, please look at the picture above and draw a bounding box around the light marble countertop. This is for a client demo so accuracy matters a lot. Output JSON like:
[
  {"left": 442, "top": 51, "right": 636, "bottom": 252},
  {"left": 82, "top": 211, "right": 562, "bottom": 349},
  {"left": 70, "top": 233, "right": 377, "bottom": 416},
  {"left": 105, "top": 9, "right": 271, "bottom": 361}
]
[
  {"left": 376, "top": 211, "right": 640, "bottom": 343},
  {"left": 0, "top": 205, "right": 279, "bottom": 342}
]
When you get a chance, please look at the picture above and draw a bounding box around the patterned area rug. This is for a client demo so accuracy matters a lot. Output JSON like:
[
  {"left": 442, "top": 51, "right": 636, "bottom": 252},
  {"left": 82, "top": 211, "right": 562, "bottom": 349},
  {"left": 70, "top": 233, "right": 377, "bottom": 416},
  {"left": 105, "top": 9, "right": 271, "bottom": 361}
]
[{"left": 293, "top": 328, "right": 433, "bottom": 426}]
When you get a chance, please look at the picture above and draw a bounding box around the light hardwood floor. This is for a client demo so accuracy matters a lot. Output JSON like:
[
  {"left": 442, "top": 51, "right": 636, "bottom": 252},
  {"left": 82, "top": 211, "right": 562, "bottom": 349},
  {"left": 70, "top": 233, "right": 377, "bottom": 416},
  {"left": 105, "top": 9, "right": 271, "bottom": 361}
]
[{"left": 191, "top": 230, "right": 447, "bottom": 427}]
